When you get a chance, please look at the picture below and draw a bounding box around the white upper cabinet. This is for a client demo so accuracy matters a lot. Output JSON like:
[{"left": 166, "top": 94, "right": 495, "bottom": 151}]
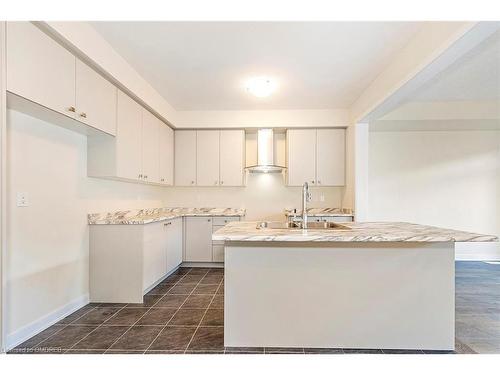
[
  {"left": 316, "top": 129, "right": 345, "bottom": 186},
  {"left": 75, "top": 59, "right": 117, "bottom": 136},
  {"left": 88, "top": 91, "right": 172, "bottom": 185},
  {"left": 287, "top": 128, "right": 345, "bottom": 186},
  {"left": 7, "top": 22, "right": 76, "bottom": 118},
  {"left": 175, "top": 131, "right": 197, "bottom": 186},
  {"left": 174, "top": 130, "right": 245, "bottom": 187},
  {"left": 159, "top": 124, "right": 174, "bottom": 185},
  {"left": 115, "top": 90, "right": 143, "bottom": 181},
  {"left": 196, "top": 130, "right": 220, "bottom": 186},
  {"left": 286, "top": 129, "right": 317, "bottom": 186},
  {"left": 220, "top": 130, "right": 245, "bottom": 186},
  {"left": 141, "top": 110, "right": 160, "bottom": 183}
]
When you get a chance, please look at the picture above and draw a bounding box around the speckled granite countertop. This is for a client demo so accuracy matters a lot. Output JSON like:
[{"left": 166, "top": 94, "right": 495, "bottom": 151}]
[
  {"left": 88, "top": 207, "right": 246, "bottom": 225},
  {"left": 212, "top": 221, "right": 498, "bottom": 243},
  {"left": 285, "top": 208, "right": 354, "bottom": 217}
]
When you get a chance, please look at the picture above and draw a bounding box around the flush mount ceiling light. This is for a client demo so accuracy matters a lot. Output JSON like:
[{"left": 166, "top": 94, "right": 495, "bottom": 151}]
[{"left": 245, "top": 77, "right": 277, "bottom": 98}]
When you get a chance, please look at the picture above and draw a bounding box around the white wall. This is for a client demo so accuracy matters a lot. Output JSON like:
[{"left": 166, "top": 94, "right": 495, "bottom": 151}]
[
  {"left": 368, "top": 128, "right": 500, "bottom": 260},
  {"left": 6, "top": 109, "right": 165, "bottom": 348},
  {"left": 163, "top": 175, "right": 343, "bottom": 221},
  {"left": 175, "top": 109, "right": 349, "bottom": 128}
]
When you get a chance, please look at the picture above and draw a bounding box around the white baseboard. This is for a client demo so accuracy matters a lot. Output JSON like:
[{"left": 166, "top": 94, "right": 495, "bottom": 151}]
[
  {"left": 455, "top": 242, "right": 500, "bottom": 261},
  {"left": 5, "top": 294, "right": 89, "bottom": 351},
  {"left": 181, "top": 262, "right": 224, "bottom": 268}
]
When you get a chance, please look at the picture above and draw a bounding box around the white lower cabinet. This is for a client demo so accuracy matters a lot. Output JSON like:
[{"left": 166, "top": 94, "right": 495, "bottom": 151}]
[
  {"left": 184, "top": 216, "right": 241, "bottom": 263},
  {"left": 166, "top": 218, "right": 183, "bottom": 273},
  {"left": 212, "top": 244, "right": 225, "bottom": 262},
  {"left": 184, "top": 217, "right": 213, "bottom": 262},
  {"left": 143, "top": 222, "right": 168, "bottom": 290},
  {"left": 90, "top": 214, "right": 240, "bottom": 303},
  {"left": 90, "top": 218, "right": 183, "bottom": 304}
]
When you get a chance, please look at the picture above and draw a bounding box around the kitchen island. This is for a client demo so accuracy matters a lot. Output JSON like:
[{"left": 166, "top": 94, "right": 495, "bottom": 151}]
[{"left": 213, "top": 221, "right": 498, "bottom": 351}]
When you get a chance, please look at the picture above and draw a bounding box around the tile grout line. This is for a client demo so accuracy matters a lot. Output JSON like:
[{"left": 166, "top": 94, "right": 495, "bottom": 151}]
[
  {"left": 184, "top": 274, "right": 224, "bottom": 354},
  {"left": 102, "top": 268, "right": 196, "bottom": 354},
  {"left": 64, "top": 305, "right": 129, "bottom": 353},
  {"left": 144, "top": 268, "right": 212, "bottom": 354},
  {"left": 68, "top": 268, "right": 190, "bottom": 354},
  {"left": 28, "top": 305, "right": 100, "bottom": 353}
]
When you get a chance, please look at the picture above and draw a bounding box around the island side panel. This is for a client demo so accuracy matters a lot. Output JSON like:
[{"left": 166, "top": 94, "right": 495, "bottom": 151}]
[{"left": 224, "top": 242, "right": 455, "bottom": 350}]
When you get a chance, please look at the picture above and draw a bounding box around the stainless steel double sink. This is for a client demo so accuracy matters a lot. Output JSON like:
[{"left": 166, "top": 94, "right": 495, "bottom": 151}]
[{"left": 256, "top": 221, "right": 350, "bottom": 230}]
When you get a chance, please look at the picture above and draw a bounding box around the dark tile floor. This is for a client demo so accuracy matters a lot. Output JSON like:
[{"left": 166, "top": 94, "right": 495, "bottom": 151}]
[{"left": 9, "top": 261, "right": 499, "bottom": 354}]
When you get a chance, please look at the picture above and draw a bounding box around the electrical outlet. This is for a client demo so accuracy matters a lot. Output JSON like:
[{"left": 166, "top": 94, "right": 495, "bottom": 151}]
[
  {"left": 320, "top": 194, "right": 325, "bottom": 202},
  {"left": 16, "top": 192, "right": 29, "bottom": 207}
]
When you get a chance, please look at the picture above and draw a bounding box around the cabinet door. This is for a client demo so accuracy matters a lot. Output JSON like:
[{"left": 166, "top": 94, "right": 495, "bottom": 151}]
[
  {"left": 175, "top": 131, "right": 197, "bottom": 186},
  {"left": 75, "top": 59, "right": 117, "bottom": 136},
  {"left": 6, "top": 22, "right": 76, "bottom": 117},
  {"left": 116, "top": 90, "right": 142, "bottom": 181},
  {"left": 196, "top": 130, "right": 220, "bottom": 186},
  {"left": 220, "top": 130, "right": 244, "bottom": 186},
  {"left": 184, "top": 217, "right": 213, "bottom": 262},
  {"left": 287, "top": 129, "right": 317, "bottom": 186},
  {"left": 143, "top": 222, "right": 168, "bottom": 290},
  {"left": 159, "top": 124, "right": 174, "bottom": 185},
  {"left": 166, "top": 218, "right": 183, "bottom": 273},
  {"left": 141, "top": 110, "right": 160, "bottom": 183},
  {"left": 212, "top": 244, "right": 224, "bottom": 262},
  {"left": 316, "top": 129, "right": 345, "bottom": 186}
]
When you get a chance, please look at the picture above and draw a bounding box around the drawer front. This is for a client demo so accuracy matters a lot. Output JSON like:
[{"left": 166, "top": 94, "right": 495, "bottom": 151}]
[
  {"left": 310, "top": 217, "right": 324, "bottom": 223},
  {"left": 213, "top": 216, "right": 240, "bottom": 226},
  {"left": 212, "top": 245, "right": 225, "bottom": 262},
  {"left": 321, "top": 216, "right": 354, "bottom": 223}
]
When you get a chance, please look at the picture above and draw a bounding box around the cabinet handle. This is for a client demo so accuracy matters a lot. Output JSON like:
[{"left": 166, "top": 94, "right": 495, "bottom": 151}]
[
  {"left": 191, "top": 181, "right": 195, "bottom": 185},
  {"left": 311, "top": 180, "right": 315, "bottom": 184},
  {"left": 161, "top": 178, "right": 164, "bottom": 182},
  {"left": 208, "top": 219, "right": 211, "bottom": 222},
  {"left": 144, "top": 175, "right": 148, "bottom": 179},
  {"left": 164, "top": 222, "right": 171, "bottom": 226},
  {"left": 214, "top": 181, "right": 218, "bottom": 185},
  {"left": 79, "top": 112, "right": 87, "bottom": 118},
  {"left": 68, "top": 106, "right": 76, "bottom": 113},
  {"left": 318, "top": 180, "right": 321, "bottom": 184},
  {"left": 220, "top": 181, "right": 224, "bottom": 185},
  {"left": 138, "top": 174, "right": 143, "bottom": 179}
]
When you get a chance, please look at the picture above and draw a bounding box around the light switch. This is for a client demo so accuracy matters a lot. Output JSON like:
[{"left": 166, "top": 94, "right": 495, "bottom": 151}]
[{"left": 16, "top": 192, "right": 29, "bottom": 207}]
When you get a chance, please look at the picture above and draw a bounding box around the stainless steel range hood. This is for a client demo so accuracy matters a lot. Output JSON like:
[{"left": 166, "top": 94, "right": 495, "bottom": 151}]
[{"left": 245, "top": 129, "right": 286, "bottom": 173}]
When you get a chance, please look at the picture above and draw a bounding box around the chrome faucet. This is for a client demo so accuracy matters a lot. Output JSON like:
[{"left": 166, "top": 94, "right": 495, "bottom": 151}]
[{"left": 302, "top": 182, "right": 312, "bottom": 229}]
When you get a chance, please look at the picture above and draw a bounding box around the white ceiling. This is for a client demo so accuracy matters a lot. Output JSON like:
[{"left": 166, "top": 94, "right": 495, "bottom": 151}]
[
  {"left": 412, "top": 30, "right": 500, "bottom": 101},
  {"left": 90, "top": 22, "right": 423, "bottom": 111}
]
